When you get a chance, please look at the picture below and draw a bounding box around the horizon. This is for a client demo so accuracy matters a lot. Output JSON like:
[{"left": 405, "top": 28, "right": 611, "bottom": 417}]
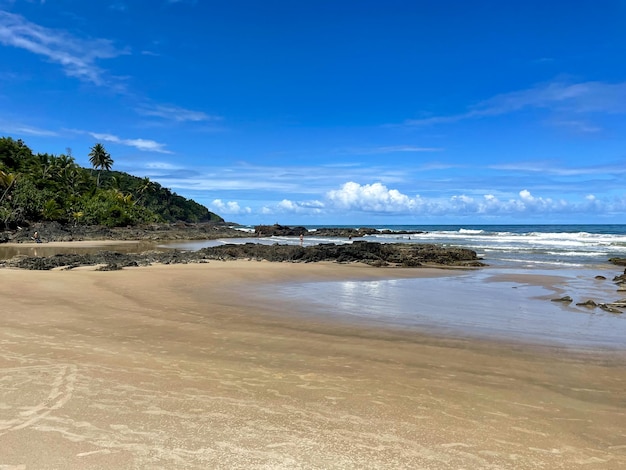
[{"left": 1, "top": 1, "right": 625, "bottom": 225}]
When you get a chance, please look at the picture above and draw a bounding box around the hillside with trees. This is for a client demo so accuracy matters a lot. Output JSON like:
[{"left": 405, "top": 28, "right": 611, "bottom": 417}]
[{"left": 0, "top": 137, "right": 223, "bottom": 230}]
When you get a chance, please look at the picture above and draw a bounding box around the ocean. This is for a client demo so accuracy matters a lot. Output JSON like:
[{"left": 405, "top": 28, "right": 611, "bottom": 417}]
[
  {"left": 170, "top": 223, "right": 626, "bottom": 268},
  {"left": 175, "top": 224, "right": 626, "bottom": 350},
  {"left": 279, "top": 224, "right": 626, "bottom": 267}
]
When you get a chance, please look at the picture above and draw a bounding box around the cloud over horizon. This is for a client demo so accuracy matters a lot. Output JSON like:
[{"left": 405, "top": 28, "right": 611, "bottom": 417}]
[{"left": 255, "top": 182, "right": 622, "bottom": 221}]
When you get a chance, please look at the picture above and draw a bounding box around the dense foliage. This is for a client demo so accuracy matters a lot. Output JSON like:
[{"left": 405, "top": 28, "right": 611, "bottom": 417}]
[{"left": 0, "top": 137, "right": 222, "bottom": 229}]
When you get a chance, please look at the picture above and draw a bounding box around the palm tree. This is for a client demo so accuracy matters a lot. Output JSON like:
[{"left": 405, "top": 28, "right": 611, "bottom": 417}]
[
  {"left": 36, "top": 153, "right": 53, "bottom": 180},
  {"left": 0, "top": 170, "right": 17, "bottom": 204},
  {"left": 88, "top": 143, "right": 113, "bottom": 187},
  {"left": 134, "top": 177, "right": 155, "bottom": 206}
]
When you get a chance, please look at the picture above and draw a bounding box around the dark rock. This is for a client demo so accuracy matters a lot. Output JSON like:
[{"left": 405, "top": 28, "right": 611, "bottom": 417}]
[
  {"left": 3, "top": 241, "right": 485, "bottom": 271},
  {"left": 609, "top": 258, "right": 626, "bottom": 266},
  {"left": 614, "top": 273, "right": 626, "bottom": 284},
  {"left": 254, "top": 224, "right": 308, "bottom": 237},
  {"left": 576, "top": 299, "right": 597, "bottom": 308},
  {"left": 551, "top": 296, "right": 573, "bottom": 302},
  {"left": 4, "top": 221, "right": 249, "bottom": 243},
  {"left": 599, "top": 304, "right": 623, "bottom": 314},
  {"left": 253, "top": 225, "right": 426, "bottom": 239},
  {"left": 312, "top": 227, "right": 380, "bottom": 237},
  {"left": 595, "top": 275, "right": 607, "bottom": 280}
]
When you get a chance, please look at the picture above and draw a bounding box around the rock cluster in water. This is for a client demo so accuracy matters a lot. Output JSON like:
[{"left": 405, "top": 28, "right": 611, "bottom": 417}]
[
  {"left": 550, "top": 260, "right": 626, "bottom": 314},
  {"left": 254, "top": 224, "right": 424, "bottom": 238},
  {"left": 1, "top": 241, "right": 484, "bottom": 271}
]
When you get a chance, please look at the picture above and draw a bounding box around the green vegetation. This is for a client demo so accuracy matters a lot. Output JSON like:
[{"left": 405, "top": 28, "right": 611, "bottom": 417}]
[{"left": 0, "top": 136, "right": 222, "bottom": 230}]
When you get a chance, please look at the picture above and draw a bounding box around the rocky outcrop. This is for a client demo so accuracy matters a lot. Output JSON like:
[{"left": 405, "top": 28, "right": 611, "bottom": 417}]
[
  {"left": 614, "top": 269, "right": 626, "bottom": 285},
  {"left": 1, "top": 221, "right": 249, "bottom": 243},
  {"left": 552, "top": 268, "right": 626, "bottom": 314},
  {"left": 311, "top": 227, "right": 380, "bottom": 237},
  {"left": 599, "top": 304, "right": 623, "bottom": 314},
  {"left": 1, "top": 241, "right": 484, "bottom": 271},
  {"left": 253, "top": 224, "right": 426, "bottom": 238},
  {"left": 254, "top": 224, "right": 308, "bottom": 237},
  {"left": 199, "top": 241, "right": 483, "bottom": 266},
  {"left": 4, "top": 222, "right": 428, "bottom": 244}
]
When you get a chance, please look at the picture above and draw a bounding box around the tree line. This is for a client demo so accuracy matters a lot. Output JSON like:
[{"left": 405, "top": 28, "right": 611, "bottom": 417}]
[{"left": 0, "top": 137, "right": 222, "bottom": 230}]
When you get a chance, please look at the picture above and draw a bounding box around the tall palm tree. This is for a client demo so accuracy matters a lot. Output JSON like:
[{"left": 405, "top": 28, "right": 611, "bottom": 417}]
[{"left": 88, "top": 143, "right": 113, "bottom": 187}]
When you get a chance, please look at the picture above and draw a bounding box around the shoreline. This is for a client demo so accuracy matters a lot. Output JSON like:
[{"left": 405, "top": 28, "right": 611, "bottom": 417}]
[
  {"left": 2, "top": 243, "right": 624, "bottom": 349},
  {"left": 1, "top": 260, "right": 625, "bottom": 468}
]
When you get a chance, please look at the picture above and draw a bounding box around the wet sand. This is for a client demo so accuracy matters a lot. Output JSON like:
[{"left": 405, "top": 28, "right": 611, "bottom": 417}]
[
  {"left": 0, "top": 240, "right": 163, "bottom": 260},
  {"left": 0, "top": 261, "right": 625, "bottom": 469}
]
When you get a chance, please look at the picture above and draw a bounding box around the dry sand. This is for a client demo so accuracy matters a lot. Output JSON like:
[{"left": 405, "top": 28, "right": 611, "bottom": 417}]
[{"left": 0, "top": 261, "right": 624, "bottom": 469}]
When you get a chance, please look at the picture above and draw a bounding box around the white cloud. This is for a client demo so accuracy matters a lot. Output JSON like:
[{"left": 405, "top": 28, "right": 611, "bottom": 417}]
[
  {"left": 275, "top": 199, "right": 324, "bottom": 214},
  {"left": 405, "top": 80, "right": 626, "bottom": 126},
  {"left": 88, "top": 132, "right": 172, "bottom": 153},
  {"left": 109, "top": 3, "right": 128, "bottom": 12},
  {"left": 210, "top": 199, "right": 251, "bottom": 215},
  {"left": 322, "top": 182, "right": 621, "bottom": 217},
  {"left": 145, "top": 161, "right": 181, "bottom": 170},
  {"left": 519, "top": 189, "right": 532, "bottom": 200},
  {"left": 136, "top": 104, "right": 222, "bottom": 122},
  {"left": 0, "top": 11, "right": 128, "bottom": 86},
  {"left": 0, "top": 121, "right": 57, "bottom": 136},
  {"left": 550, "top": 119, "right": 601, "bottom": 134},
  {"left": 344, "top": 145, "right": 444, "bottom": 155},
  {"left": 445, "top": 190, "right": 569, "bottom": 214},
  {"left": 488, "top": 161, "right": 626, "bottom": 177},
  {"left": 277, "top": 199, "right": 298, "bottom": 211},
  {"left": 327, "top": 182, "right": 422, "bottom": 213}
]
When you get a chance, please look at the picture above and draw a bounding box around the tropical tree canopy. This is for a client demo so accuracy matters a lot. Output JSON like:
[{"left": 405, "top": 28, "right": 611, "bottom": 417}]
[{"left": 0, "top": 136, "right": 222, "bottom": 229}]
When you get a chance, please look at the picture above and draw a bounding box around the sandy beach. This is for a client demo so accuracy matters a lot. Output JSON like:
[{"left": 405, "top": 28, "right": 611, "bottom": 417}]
[{"left": 1, "top": 261, "right": 625, "bottom": 469}]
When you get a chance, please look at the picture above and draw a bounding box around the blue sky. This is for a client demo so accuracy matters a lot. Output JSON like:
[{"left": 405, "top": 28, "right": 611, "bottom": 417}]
[{"left": 1, "top": 0, "right": 625, "bottom": 225}]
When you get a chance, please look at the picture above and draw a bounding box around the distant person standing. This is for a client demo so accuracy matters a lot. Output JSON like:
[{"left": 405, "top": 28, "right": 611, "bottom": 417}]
[
  {"left": 32, "top": 231, "right": 42, "bottom": 243},
  {"left": 299, "top": 233, "right": 304, "bottom": 246}
]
